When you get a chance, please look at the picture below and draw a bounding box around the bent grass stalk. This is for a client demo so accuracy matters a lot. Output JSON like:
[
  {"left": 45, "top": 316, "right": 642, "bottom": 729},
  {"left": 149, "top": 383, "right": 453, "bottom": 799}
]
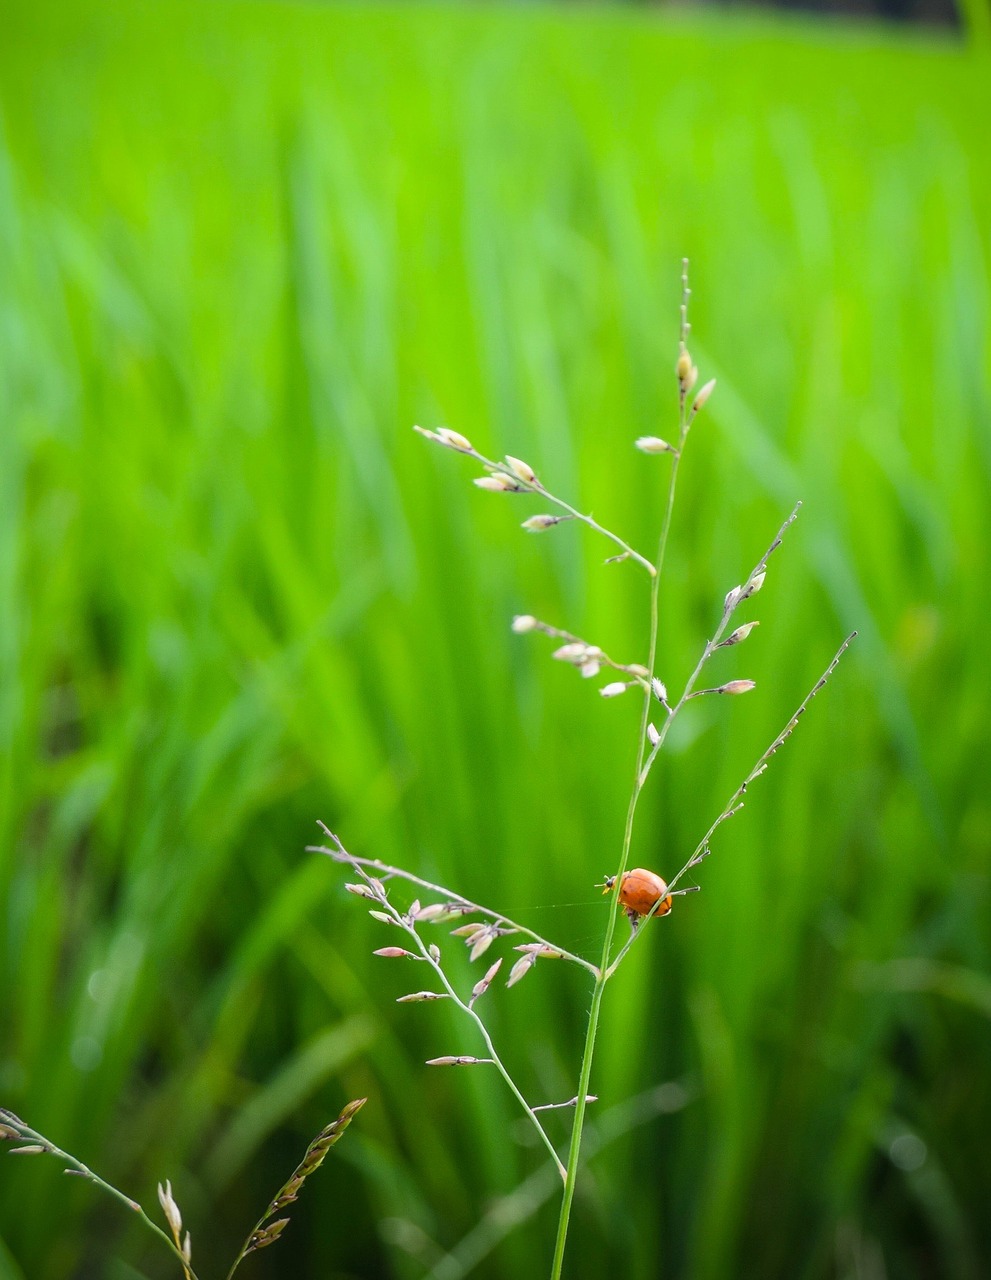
[
  {"left": 0, "top": 1100, "right": 366, "bottom": 1279},
  {"left": 329, "top": 260, "right": 854, "bottom": 1277}
]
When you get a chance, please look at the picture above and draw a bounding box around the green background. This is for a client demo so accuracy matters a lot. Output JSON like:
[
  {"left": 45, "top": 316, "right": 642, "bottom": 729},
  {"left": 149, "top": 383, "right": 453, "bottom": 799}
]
[{"left": 1, "top": 1, "right": 989, "bottom": 1276}]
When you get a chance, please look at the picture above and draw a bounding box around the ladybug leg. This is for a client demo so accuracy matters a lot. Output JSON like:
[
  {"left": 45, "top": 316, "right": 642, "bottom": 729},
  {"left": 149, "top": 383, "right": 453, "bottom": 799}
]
[{"left": 624, "top": 906, "right": 640, "bottom": 931}]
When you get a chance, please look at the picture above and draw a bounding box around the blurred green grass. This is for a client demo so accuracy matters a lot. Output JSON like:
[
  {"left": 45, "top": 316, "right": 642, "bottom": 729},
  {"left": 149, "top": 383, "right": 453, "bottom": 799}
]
[{"left": 0, "top": 1, "right": 989, "bottom": 1277}]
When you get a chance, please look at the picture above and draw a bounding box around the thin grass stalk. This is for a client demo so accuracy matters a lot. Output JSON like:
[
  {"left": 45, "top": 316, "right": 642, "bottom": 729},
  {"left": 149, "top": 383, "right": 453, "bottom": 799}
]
[
  {"left": 0, "top": 1112, "right": 199, "bottom": 1280},
  {"left": 549, "top": 264, "right": 694, "bottom": 1278}
]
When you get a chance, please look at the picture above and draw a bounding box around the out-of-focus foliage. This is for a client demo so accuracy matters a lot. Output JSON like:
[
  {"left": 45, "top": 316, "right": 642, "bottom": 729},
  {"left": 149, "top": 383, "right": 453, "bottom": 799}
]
[{"left": 0, "top": 2, "right": 989, "bottom": 1277}]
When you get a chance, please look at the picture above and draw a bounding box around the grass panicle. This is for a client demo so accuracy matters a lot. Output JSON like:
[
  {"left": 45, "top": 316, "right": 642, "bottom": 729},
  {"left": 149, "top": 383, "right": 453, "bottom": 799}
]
[{"left": 328, "top": 264, "right": 854, "bottom": 1276}]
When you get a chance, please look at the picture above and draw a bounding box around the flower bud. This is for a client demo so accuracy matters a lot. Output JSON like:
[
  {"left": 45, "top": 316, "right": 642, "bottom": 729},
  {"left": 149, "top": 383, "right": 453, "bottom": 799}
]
[
  {"left": 647, "top": 723, "right": 660, "bottom": 746},
  {"left": 511, "top": 614, "right": 538, "bottom": 633},
  {"left": 743, "top": 571, "right": 766, "bottom": 598},
  {"left": 692, "top": 379, "right": 716, "bottom": 413},
  {"left": 436, "top": 427, "right": 474, "bottom": 452},
  {"left": 521, "top": 514, "right": 559, "bottom": 532},
  {"left": 157, "top": 1182, "right": 183, "bottom": 1238},
  {"left": 507, "top": 952, "right": 537, "bottom": 988},
  {"left": 552, "top": 643, "right": 587, "bottom": 663},
  {"left": 635, "top": 436, "right": 674, "bottom": 455},
  {"left": 600, "top": 682, "right": 629, "bottom": 698},
  {"left": 676, "top": 349, "right": 693, "bottom": 386},
  {"left": 505, "top": 455, "right": 536, "bottom": 484},
  {"left": 720, "top": 621, "right": 759, "bottom": 647},
  {"left": 719, "top": 679, "right": 756, "bottom": 695},
  {"left": 474, "top": 475, "right": 518, "bottom": 493},
  {"left": 373, "top": 947, "right": 413, "bottom": 958},
  {"left": 470, "top": 958, "right": 503, "bottom": 1004},
  {"left": 652, "top": 677, "right": 668, "bottom": 703},
  {"left": 344, "top": 883, "right": 375, "bottom": 898}
]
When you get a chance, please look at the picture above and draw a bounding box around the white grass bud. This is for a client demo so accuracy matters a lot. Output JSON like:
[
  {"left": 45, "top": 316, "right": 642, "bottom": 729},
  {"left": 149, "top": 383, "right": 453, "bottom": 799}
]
[
  {"left": 429, "top": 943, "right": 441, "bottom": 963},
  {"left": 635, "top": 436, "right": 674, "bottom": 455},
  {"left": 647, "top": 723, "right": 660, "bottom": 746},
  {"left": 724, "top": 585, "right": 743, "bottom": 612},
  {"left": 676, "top": 349, "right": 693, "bottom": 386},
  {"left": 397, "top": 991, "right": 447, "bottom": 1002},
  {"left": 436, "top": 428, "right": 474, "bottom": 452},
  {"left": 521, "top": 514, "right": 559, "bottom": 532},
  {"left": 513, "top": 942, "right": 562, "bottom": 958},
  {"left": 412, "top": 425, "right": 440, "bottom": 443},
  {"left": 469, "top": 929, "right": 496, "bottom": 961},
  {"left": 505, "top": 455, "right": 536, "bottom": 484},
  {"left": 426, "top": 1056, "right": 488, "bottom": 1067},
  {"left": 344, "top": 883, "right": 375, "bottom": 898},
  {"left": 368, "top": 910, "right": 395, "bottom": 925},
  {"left": 652, "top": 678, "right": 668, "bottom": 703},
  {"left": 373, "top": 947, "right": 413, "bottom": 958},
  {"left": 451, "top": 922, "right": 486, "bottom": 938},
  {"left": 507, "top": 952, "right": 537, "bottom": 988},
  {"left": 720, "top": 679, "right": 756, "bottom": 695},
  {"left": 470, "top": 958, "right": 503, "bottom": 1003},
  {"left": 743, "top": 571, "right": 766, "bottom": 598},
  {"left": 600, "top": 681, "right": 629, "bottom": 698},
  {"left": 474, "top": 475, "right": 517, "bottom": 493},
  {"left": 720, "top": 621, "right": 760, "bottom": 647},
  {"left": 627, "top": 664, "right": 650, "bottom": 678},
  {"left": 692, "top": 379, "right": 716, "bottom": 413},
  {"left": 552, "top": 643, "right": 587, "bottom": 663},
  {"left": 579, "top": 660, "right": 601, "bottom": 679},
  {"left": 415, "top": 903, "right": 459, "bottom": 923},
  {"left": 512, "top": 614, "right": 538, "bottom": 633},
  {"left": 157, "top": 1182, "right": 182, "bottom": 1238},
  {"left": 182, "top": 1233, "right": 191, "bottom": 1264}
]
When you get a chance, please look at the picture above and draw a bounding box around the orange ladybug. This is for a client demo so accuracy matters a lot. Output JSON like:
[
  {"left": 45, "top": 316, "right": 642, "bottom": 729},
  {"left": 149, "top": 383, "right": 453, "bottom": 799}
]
[{"left": 599, "top": 868, "right": 673, "bottom": 926}]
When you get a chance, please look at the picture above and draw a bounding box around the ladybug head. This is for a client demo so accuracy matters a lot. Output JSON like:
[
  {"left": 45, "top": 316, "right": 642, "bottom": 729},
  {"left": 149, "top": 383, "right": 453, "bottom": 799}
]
[{"left": 597, "top": 875, "right": 618, "bottom": 895}]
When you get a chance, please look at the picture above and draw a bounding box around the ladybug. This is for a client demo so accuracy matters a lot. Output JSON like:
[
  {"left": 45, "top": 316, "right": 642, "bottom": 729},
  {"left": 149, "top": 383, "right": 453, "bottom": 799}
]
[{"left": 599, "top": 868, "right": 675, "bottom": 928}]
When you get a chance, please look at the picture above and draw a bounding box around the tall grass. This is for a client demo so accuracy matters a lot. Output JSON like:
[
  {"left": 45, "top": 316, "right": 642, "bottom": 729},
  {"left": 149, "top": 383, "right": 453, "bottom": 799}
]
[{"left": 0, "top": 2, "right": 989, "bottom": 1277}]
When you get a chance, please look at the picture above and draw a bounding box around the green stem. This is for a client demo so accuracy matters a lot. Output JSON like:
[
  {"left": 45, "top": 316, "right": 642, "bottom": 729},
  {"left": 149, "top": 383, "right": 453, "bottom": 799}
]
[{"left": 549, "top": 402, "right": 688, "bottom": 1279}]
